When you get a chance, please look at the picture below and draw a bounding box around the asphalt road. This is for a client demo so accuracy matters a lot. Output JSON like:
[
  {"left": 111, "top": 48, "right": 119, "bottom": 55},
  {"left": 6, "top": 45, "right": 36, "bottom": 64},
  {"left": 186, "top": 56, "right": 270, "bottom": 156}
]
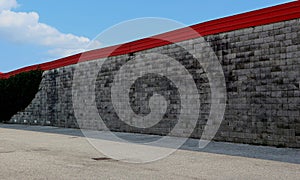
[{"left": 0, "top": 124, "right": 299, "bottom": 179}]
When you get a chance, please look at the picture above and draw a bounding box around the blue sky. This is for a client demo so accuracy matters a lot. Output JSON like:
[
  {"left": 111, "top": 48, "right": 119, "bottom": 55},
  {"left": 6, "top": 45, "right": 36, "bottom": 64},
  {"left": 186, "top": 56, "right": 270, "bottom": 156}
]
[{"left": 0, "top": 0, "right": 294, "bottom": 72}]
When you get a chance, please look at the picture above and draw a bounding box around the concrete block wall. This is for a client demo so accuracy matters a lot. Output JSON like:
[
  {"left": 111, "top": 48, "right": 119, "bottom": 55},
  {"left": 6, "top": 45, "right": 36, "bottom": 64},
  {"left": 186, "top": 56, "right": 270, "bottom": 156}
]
[{"left": 10, "top": 18, "right": 300, "bottom": 148}]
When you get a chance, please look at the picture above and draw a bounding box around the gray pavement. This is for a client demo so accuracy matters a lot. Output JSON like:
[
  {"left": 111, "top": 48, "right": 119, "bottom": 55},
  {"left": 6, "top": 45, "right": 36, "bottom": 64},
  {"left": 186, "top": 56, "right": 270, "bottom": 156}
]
[
  {"left": 0, "top": 124, "right": 299, "bottom": 179},
  {"left": 1, "top": 123, "right": 299, "bottom": 164}
]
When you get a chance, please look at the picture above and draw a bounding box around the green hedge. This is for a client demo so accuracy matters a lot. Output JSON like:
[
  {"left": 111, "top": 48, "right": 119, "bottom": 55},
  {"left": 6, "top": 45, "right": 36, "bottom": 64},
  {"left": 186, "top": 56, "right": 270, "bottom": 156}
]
[{"left": 0, "top": 70, "right": 43, "bottom": 122}]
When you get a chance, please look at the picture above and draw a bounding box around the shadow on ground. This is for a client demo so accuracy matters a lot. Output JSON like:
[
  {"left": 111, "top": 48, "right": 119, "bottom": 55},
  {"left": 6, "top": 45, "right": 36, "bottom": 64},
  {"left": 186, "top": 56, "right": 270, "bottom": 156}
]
[{"left": 1, "top": 123, "right": 299, "bottom": 164}]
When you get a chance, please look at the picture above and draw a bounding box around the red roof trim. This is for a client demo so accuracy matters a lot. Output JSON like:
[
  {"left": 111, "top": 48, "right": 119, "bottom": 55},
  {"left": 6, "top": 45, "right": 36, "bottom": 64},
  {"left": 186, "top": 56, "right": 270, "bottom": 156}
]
[{"left": 1, "top": 1, "right": 300, "bottom": 79}]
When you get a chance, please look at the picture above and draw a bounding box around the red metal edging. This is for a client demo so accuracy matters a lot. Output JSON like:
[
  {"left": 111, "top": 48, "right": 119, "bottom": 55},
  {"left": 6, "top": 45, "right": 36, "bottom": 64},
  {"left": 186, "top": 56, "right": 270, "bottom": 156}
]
[{"left": 1, "top": 1, "right": 300, "bottom": 79}]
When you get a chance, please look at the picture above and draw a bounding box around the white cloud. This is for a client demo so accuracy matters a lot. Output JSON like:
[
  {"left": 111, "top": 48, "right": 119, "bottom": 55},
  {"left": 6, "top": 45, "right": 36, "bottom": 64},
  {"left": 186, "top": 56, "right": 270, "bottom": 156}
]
[
  {"left": 47, "top": 48, "right": 86, "bottom": 57},
  {"left": 0, "top": 0, "right": 100, "bottom": 57},
  {"left": 0, "top": 0, "right": 18, "bottom": 11}
]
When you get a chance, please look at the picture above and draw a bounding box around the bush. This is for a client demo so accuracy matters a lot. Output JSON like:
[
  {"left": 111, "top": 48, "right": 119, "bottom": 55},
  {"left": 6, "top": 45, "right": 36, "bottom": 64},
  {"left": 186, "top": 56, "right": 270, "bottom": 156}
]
[{"left": 0, "top": 70, "right": 43, "bottom": 122}]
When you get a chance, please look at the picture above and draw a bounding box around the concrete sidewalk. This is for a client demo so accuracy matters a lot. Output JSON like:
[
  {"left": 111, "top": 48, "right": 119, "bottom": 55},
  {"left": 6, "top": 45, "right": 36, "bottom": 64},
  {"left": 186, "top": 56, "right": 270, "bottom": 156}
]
[
  {"left": 1, "top": 124, "right": 299, "bottom": 164},
  {"left": 0, "top": 124, "right": 299, "bottom": 179}
]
